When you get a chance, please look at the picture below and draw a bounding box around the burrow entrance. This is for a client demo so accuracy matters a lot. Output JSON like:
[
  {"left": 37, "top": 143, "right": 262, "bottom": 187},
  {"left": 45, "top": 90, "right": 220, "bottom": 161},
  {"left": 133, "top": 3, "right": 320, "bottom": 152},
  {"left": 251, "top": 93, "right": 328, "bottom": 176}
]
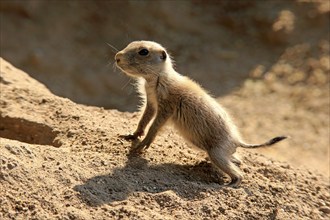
[{"left": 0, "top": 116, "right": 62, "bottom": 147}]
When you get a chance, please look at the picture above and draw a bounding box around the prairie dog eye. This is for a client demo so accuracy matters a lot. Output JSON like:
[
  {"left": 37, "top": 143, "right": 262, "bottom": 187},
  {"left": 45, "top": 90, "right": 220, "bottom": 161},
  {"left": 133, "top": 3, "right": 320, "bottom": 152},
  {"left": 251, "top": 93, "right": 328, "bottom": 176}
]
[{"left": 138, "top": 49, "right": 149, "bottom": 56}]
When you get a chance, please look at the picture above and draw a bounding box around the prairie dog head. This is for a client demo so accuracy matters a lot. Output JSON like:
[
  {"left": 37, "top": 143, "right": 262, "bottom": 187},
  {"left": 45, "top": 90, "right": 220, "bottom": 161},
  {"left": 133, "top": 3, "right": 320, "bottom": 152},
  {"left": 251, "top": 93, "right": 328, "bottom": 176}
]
[{"left": 115, "top": 41, "right": 172, "bottom": 79}]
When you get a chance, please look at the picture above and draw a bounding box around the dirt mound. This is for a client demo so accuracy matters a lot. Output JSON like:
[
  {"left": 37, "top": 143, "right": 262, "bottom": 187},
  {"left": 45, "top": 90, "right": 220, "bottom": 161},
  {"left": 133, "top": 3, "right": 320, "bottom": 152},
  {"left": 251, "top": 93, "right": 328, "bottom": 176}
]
[
  {"left": 1, "top": 59, "right": 329, "bottom": 219},
  {"left": 1, "top": 0, "right": 329, "bottom": 180}
]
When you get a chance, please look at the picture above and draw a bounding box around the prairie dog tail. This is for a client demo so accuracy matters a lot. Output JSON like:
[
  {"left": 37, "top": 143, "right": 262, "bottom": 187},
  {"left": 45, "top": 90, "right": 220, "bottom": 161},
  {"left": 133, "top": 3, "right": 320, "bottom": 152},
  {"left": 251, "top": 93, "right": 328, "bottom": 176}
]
[{"left": 240, "top": 136, "right": 287, "bottom": 149}]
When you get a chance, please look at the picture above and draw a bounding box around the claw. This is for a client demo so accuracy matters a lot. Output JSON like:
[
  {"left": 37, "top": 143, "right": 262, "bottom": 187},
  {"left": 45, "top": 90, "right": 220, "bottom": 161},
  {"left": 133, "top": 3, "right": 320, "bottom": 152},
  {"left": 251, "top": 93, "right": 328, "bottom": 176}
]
[
  {"left": 132, "top": 142, "right": 146, "bottom": 154},
  {"left": 226, "top": 177, "right": 242, "bottom": 188},
  {"left": 119, "top": 133, "right": 138, "bottom": 141},
  {"left": 119, "top": 130, "right": 144, "bottom": 141}
]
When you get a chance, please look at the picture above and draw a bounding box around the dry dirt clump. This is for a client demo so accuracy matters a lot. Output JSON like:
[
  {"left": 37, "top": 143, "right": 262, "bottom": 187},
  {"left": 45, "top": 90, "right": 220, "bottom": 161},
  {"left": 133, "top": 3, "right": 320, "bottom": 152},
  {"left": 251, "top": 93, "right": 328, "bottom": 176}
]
[{"left": 1, "top": 59, "right": 329, "bottom": 219}]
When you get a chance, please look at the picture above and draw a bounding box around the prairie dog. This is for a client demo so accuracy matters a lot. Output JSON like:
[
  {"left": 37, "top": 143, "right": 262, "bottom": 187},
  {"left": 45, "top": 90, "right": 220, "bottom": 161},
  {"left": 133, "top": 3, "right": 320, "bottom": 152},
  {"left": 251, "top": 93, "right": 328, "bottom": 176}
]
[{"left": 115, "top": 41, "right": 286, "bottom": 187}]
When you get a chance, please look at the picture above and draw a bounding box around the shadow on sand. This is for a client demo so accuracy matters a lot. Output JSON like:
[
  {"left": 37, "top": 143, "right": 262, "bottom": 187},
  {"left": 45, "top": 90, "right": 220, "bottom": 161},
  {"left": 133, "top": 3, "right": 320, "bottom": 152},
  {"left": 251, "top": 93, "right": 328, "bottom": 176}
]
[{"left": 74, "top": 148, "right": 225, "bottom": 206}]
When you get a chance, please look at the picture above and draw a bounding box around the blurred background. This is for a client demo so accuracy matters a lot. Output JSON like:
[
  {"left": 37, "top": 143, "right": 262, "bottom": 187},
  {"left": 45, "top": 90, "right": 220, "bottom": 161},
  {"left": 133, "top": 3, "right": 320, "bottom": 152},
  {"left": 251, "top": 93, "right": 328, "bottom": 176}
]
[{"left": 0, "top": 0, "right": 329, "bottom": 177}]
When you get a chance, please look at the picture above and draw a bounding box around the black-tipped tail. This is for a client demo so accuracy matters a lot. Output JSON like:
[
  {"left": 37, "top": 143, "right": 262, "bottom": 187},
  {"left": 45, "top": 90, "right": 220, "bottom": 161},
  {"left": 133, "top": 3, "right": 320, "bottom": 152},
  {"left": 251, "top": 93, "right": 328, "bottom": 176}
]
[{"left": 240, "top": 136, "right": 288, "bottom": 149}]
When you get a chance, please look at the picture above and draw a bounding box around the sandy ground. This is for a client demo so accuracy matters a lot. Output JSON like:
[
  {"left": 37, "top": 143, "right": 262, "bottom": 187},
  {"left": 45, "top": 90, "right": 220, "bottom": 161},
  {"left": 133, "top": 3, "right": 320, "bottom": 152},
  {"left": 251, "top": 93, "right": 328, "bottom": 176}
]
[
  {"left": 0, "top": 57, "right": 329, "bottom": 219},
  {"left": 0, "top": 0, "right": 329, "bottom": 178},
  {"left": 0, "top": 0, "right": 329, "bottom": 219}
]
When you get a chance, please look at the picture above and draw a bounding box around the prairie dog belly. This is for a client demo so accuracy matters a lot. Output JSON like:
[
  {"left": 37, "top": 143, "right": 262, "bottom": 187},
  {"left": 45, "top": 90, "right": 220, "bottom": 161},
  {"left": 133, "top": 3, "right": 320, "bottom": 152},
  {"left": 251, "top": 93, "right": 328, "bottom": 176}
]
[{"left": 172, "top": 93, "right": 234, "bottom": 151}]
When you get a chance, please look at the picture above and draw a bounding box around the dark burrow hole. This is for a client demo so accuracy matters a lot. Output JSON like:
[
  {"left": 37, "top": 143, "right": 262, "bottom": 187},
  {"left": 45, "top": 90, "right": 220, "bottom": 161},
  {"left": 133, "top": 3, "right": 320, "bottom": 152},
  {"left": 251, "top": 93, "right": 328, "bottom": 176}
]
[{"left": 0, "top": 115, "right": 62, "bottom": 147}]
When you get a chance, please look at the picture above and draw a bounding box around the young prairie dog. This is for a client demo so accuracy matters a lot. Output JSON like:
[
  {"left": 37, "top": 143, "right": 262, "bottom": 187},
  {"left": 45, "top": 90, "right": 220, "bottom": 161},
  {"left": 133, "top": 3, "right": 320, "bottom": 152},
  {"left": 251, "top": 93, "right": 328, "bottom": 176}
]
[{"left": 115, "top": 41, "right": 286, "bottom": 187}]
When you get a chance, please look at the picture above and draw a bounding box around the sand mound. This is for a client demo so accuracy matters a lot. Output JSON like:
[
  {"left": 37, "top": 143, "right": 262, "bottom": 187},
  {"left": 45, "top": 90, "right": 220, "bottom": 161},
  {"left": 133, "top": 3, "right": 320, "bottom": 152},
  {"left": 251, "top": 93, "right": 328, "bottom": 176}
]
[{"left": 0, "top": 58, "right": 329, "bottom": 219}]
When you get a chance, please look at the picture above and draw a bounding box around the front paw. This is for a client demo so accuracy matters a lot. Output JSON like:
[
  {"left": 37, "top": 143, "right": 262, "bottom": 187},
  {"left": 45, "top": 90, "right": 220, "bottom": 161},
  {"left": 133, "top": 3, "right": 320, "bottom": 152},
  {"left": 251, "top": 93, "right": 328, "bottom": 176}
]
[
  {"left": 119, "top": 133, "right": 139, "bottom": 141},
  {"left": 131, "top": 140, "right": 150, "bottom": 154},
  {"left": 119, "top": 130, "right": 144, "bottom": 141}
]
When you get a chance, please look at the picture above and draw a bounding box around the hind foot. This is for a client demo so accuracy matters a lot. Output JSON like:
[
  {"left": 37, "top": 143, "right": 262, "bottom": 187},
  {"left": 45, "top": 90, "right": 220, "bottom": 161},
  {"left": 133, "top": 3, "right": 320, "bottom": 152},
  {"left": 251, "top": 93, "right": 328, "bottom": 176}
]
[
  {"left": 226, "top": 176, "right": 242, "bottom": 188},
  {"left": 231, "top": 155, "right": 242, "bottom": 166}
]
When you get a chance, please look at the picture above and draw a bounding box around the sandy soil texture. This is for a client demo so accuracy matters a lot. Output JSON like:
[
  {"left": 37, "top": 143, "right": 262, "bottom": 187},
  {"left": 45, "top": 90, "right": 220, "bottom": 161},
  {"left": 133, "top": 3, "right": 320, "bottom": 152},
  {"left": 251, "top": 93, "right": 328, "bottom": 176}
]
[
  {"left": 0, "top": 59, "right": 329, "bottom": 219},
  {"left": 0, "top": 0, "right": 329, "bottom": 178}
]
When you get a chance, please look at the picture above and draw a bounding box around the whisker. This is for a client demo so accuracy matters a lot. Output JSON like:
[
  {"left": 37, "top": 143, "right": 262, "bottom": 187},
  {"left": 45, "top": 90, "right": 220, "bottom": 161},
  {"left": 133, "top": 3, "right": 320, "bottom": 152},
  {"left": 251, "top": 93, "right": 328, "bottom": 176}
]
[
  {"left": 106, "top": 59, "right": 114, "bottom": 68},
  {"left": 121, "top": 78, "right": 132, "bottom": 90},
  {"left": 106, "top": 42, "right": 119, "bottom": 53},
  {"left": 112, "top": 62, "right": 117, "bottom": 72},
  {"left": 143, "top": 65, "right": 159, "bottom": 77}
]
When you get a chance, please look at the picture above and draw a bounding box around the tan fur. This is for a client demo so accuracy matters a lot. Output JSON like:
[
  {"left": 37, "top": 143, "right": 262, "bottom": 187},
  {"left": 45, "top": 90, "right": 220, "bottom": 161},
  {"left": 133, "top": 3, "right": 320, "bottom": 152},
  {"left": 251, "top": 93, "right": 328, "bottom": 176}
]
[{"left": 115, "top": 41, "right": 286, "bottom": 187}]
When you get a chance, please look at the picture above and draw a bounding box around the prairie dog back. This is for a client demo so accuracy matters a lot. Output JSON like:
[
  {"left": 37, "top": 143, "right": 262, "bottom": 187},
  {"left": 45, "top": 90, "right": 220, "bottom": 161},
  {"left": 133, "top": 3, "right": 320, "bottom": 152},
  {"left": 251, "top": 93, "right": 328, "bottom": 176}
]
[{"left": 115, "top": 40, "right": 287, "bottom": 187}]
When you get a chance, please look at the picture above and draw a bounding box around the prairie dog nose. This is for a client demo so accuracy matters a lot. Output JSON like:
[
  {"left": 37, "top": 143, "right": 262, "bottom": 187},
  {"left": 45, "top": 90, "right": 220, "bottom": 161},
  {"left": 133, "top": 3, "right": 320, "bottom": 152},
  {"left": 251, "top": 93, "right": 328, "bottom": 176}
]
[{"left": 115, "top": 52, "right": 123, "bottom": 63}]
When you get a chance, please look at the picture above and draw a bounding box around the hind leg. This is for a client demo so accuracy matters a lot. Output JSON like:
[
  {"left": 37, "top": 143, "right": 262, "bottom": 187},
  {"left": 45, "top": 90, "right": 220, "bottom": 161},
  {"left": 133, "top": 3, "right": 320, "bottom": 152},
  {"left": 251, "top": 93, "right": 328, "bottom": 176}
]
[{"left": 207, "top": 147, "right": 243, "bottom": 188}]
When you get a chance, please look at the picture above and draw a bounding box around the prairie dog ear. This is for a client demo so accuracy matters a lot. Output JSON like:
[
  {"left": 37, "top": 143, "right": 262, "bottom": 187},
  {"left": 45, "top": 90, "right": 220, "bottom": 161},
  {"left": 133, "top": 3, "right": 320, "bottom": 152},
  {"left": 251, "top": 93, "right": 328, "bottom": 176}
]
[{"left": 160, "top": 50, "right": 167, "bottom": 60}]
